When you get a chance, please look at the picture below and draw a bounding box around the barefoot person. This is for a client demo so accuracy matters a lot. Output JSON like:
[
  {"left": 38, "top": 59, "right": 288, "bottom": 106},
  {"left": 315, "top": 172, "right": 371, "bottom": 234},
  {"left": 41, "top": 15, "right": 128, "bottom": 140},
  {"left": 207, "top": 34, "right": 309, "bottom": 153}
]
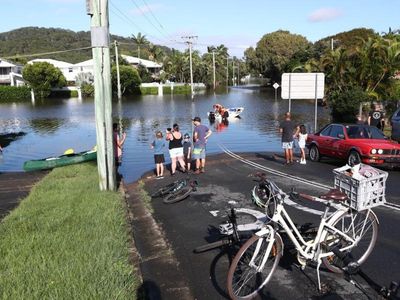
[
  {"left": 192, "top": 117, "right": 212, "bottom": 174},
  {"left": 279, "top": 112, "right": 298, "bottom": 165},
  {"left": 166, "top": 123, "right": 186, "bottom": 176}
]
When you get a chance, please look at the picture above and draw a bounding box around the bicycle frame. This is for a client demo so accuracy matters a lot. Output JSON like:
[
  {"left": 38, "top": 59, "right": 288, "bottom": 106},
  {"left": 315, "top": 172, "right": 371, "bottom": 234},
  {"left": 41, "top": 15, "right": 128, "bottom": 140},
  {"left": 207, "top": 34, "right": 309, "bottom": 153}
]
[{"left": 253, "top": 195, "right": 374, "bottom": 290}]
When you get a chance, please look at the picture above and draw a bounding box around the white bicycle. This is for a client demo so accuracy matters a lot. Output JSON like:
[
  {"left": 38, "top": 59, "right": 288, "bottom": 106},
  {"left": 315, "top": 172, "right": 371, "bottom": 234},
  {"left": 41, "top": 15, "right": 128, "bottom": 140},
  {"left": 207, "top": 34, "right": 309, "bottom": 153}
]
[{"left": 227, "top": 174, "right": 379, "bottom": 300}]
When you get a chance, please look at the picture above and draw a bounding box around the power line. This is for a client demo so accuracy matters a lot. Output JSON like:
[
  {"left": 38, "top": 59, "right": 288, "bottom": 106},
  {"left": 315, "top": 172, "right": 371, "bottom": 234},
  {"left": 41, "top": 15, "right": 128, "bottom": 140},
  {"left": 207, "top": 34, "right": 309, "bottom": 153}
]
[
  {"left": 109, "top": 1, "right": 165, "bottom": 44},
  {"left": 140, "top": 0, "right": 168, "bottom": 34},
  {"left": 129, "top": 0, "right": 170, "bottom": 40},
  {"left": 2, "top": 46, "right": 93, "bottom": 60}
]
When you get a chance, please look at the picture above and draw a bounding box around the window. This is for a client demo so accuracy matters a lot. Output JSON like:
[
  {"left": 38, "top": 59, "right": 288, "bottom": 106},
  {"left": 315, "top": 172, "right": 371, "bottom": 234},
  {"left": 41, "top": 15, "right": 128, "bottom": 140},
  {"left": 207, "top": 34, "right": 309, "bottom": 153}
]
[
  {"left": 68, "top": 67, "right": 73, "bottom": 73},
  {"left": 329, "top": 125, "right": 344, "bottom": 138},
  {"left": 319, "top": 125, "right": 331, "bottom": 137}
]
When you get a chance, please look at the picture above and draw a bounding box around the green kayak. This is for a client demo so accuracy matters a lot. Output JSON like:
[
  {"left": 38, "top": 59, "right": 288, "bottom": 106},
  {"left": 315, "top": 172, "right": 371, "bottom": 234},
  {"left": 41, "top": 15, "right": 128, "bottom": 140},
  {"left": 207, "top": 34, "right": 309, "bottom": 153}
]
[{"left": 23, "top": 150, "right": 97, "bottom": 171}]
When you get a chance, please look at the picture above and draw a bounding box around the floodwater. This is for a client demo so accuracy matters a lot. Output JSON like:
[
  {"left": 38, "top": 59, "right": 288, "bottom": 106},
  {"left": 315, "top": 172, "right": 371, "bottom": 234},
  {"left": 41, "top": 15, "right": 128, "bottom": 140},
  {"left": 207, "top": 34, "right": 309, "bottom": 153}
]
[{"left": 0, "top": 87, "right": 331, "bottom": 183}]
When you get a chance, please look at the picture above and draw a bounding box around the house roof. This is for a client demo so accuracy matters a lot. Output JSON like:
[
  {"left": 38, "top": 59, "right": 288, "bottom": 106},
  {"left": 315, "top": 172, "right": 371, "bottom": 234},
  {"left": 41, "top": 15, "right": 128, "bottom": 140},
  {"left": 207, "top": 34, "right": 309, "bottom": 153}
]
[
  {"left": 0, "top": 59, "right": 16, "bottom": 68},
  {"left": 28, "top": 58, "right": 73, "bottom": 68},
  {"left": 121, "top": 55, "right": 162, "bottom": 68},
  {"left": 73, "top": 59, "right": 93, "bottom": 67}
]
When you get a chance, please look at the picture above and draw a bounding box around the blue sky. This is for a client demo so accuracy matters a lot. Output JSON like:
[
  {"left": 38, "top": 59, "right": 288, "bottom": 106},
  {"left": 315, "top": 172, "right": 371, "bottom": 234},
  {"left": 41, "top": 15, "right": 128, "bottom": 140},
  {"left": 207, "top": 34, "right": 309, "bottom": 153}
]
[{"left": 1, "top": 0, "right": 399, "bottom": 57}]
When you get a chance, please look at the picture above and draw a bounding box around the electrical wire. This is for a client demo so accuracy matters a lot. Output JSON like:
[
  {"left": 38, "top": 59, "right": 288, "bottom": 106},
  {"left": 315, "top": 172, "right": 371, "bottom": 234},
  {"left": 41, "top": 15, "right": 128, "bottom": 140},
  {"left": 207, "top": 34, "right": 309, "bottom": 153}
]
[{"left": 2, "top": 46, "right": 93, "bottom": 60}]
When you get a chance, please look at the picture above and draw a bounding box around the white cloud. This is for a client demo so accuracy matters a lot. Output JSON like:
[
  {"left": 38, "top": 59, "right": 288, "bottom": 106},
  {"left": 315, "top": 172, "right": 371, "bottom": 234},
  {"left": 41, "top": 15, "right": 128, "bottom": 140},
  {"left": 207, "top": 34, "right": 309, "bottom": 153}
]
[{"left": 308, "top": 8, "right": 343, "bottom": 22}]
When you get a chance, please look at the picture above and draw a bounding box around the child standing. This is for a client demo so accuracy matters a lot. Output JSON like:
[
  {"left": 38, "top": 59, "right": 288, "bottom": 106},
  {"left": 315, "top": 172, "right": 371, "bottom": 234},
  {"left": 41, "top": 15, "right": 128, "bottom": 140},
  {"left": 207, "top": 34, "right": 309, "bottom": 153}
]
[
  {"left": 183, "top": 133, "right": 192, "bottom": 172},
  {"left": 298, "top": 125, "right": 308, "bottom": 164},
  {"left": 151, "top": 131, "right": 165, "bottom": 179}
]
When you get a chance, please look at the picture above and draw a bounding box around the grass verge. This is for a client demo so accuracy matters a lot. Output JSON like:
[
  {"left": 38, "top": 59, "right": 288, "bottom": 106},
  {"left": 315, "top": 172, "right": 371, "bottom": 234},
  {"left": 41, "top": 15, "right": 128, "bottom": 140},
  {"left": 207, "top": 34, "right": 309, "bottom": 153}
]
[{"left": 0, "top": 163, "right": 139, "bottom": 299}]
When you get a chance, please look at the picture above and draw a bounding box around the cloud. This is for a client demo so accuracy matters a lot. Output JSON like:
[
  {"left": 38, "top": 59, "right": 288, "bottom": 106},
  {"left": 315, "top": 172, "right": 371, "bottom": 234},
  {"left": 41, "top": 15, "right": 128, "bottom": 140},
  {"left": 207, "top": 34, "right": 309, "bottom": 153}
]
[
  {"left": 308, "top": 8, "right": 343, "bottom": 22},
  {"left": 130, "top": 3, "right": 164, "bottom": 16}
]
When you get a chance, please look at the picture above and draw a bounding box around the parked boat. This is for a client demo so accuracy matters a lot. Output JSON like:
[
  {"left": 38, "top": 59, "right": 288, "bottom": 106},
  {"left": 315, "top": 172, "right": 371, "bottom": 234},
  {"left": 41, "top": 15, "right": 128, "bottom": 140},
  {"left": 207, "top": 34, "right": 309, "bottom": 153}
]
[
  {"left": 208, "top": 106, "right": 244, "bottom": 121},
  {"left": 23, "top": 149, "right": 97, "bottom": 171}
]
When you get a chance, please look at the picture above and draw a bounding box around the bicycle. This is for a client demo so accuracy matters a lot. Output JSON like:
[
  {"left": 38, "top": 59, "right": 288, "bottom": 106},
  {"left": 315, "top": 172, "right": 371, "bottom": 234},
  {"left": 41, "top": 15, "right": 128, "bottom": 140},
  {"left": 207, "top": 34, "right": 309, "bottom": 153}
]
[
  {"left": 227, "top": 174, "right": 379, "bottom": 300},
  {"left": 194, "top": 208, "right": 268, "bottom": 253},
  {"left": 150, "top": 178, "right": 198, "bottom": 204}
]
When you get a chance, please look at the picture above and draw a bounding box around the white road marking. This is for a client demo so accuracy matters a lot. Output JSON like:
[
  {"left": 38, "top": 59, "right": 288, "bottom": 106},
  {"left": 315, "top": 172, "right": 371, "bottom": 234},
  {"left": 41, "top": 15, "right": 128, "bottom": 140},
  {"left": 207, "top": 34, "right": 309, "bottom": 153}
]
[{"left": 218, "top": 144, "right": 400, "bottom": 214}]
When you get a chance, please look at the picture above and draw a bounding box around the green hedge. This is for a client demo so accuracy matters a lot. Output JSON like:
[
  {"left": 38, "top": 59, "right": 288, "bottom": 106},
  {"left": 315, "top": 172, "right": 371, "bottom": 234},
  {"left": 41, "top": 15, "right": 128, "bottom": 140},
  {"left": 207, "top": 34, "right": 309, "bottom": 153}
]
[
  {"left": 163, "top": 85, "right": 191, "bottom": 94},
  {"left": 139, "top": 86, "right": 158, "bottom": 95},
  {"left": 0, "top": 86, "right": 31, "bottom": 102},
  {"left": 50, "top": 90, "right": 79, "bottom": 98}
]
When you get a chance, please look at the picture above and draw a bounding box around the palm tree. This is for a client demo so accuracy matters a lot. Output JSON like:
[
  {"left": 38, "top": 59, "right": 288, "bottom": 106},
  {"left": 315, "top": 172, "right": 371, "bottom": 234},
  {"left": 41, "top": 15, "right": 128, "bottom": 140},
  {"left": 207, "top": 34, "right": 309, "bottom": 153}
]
[{"left": 131, "top": 32, "right": 149, "bottom": 59}]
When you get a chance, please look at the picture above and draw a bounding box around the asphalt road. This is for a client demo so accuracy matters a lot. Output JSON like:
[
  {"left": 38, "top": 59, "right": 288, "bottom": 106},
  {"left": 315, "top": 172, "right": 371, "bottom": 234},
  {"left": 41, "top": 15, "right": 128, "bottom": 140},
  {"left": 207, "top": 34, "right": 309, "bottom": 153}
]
[{"left": 144, "top": 152, "right": 400, "bottom": 300}]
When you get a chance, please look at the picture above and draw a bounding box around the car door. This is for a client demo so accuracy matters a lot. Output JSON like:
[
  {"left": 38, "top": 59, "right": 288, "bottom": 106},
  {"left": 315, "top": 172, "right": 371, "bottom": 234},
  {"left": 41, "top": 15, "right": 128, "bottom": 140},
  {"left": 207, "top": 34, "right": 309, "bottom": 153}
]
[
  {"left": 316, "top": 125, "right": 333, "bottom": 156},
  {"left": 330, "top": 125, "right": 346, "bottom": 158}
]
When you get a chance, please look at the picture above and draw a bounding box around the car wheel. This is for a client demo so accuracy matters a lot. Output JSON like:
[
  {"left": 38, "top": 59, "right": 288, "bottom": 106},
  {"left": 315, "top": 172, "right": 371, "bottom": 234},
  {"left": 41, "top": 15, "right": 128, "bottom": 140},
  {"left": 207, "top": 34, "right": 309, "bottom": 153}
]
[
  {"left": 348, "top": 151, "right": 361, "bottom": 166},
  {"left": 309, "top": 145, "right": 320, "bottom": 162}
]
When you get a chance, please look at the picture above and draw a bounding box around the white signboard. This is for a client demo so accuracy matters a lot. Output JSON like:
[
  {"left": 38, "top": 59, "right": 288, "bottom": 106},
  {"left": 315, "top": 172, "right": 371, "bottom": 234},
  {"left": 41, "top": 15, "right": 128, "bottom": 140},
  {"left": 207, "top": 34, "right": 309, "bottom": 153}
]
[
  {"left": 281, "top": 73, "right": 325, "bottom": 99},
  {"left": 273, "top": 82, "right": 279, "bottom": 89}
]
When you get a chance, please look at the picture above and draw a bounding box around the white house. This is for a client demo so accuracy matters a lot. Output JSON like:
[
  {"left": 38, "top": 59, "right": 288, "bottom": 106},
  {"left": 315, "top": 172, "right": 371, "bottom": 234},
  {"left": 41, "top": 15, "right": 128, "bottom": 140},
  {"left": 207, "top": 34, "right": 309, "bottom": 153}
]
[
  {"left": 121, "top": 54, "right": 162, "bottom": 77},
  {"left": 0, "top": 59, "right": 24, "bottom": 86},
  {"left": 28, "top": 58, "right": 75, "bottom": 82}
]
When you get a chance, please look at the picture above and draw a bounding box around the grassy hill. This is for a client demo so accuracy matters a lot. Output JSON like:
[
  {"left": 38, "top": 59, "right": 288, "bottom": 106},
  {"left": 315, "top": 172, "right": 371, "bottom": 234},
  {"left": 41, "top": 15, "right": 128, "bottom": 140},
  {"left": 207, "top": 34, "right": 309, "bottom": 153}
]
[{"left": 0, "top": 27, "right": 170, "bottom": 64}]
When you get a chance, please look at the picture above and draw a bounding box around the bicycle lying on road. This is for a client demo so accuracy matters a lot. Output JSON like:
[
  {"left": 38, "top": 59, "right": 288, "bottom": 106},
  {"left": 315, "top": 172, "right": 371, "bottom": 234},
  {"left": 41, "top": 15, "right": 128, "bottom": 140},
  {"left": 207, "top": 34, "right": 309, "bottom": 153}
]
[
  {"left": 151, "top": 178, "right": 198, "bottom": 204},
  {"left": 193, "top": 208, "right": 268, "bottom": 253},
  {"left": 227, "top": 173, "right": 381, "bottom": 300}
]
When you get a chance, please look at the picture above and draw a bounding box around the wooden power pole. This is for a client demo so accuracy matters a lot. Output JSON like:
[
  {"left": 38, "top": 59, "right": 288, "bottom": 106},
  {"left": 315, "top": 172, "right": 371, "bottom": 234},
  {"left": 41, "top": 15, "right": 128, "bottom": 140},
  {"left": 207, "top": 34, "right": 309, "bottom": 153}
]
[{"left": 87, "top": 0, "right": 116, "bottom": 191}]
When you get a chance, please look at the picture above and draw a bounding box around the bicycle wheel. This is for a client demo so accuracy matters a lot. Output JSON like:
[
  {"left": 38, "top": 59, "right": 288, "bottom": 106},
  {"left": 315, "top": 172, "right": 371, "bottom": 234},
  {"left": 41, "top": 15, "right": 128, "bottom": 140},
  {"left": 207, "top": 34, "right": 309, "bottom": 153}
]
[
  {"left": 193, "top": 239, "right": 232, "bottom": 253},
  {"left": 227, "top": 232, "right": 282, "bottom": 300},
  {"left": 163, "top": 187, "right": 192, "bottom": 204},
  {"left": 151, "top": 180, "right": 181, "bottom": 198},
  {"left": 322, "top": 209, "right": 378, "bottom": 273}
]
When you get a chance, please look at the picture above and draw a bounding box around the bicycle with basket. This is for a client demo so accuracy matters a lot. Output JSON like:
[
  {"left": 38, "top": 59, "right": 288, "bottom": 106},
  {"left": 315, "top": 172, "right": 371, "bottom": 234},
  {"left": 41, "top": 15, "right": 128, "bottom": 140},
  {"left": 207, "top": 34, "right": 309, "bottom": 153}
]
[{"left": 227, "top": 163, "right": 388, "bottom": 300}]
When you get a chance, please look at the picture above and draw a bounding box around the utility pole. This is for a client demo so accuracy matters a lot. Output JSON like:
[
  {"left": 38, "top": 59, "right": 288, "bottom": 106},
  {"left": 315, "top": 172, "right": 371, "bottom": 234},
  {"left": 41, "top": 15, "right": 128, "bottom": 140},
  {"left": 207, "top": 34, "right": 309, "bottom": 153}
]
[
  {"left": 232, "top": 59, "right": 235, "bottom": 86},
  {"left": 182, "top": 36, "right": 197, "bottom": 97},
  {"left": 114, "top": 40, "right": 122, "bottom": 100},
  {"left": 212, "top": 51, "right": 216, "bottom": 90},
  {"left": 87, "top": 0, "right": 116, "bottom": 191},
  {"left": 331, "top": 38, "right": 334, "bottom": 51},
  {"left": 226, "top": 56, "right": 229, "bottom": 86},
  {"left": 237, "top": 62, "right": 240, "bottom": 86}
]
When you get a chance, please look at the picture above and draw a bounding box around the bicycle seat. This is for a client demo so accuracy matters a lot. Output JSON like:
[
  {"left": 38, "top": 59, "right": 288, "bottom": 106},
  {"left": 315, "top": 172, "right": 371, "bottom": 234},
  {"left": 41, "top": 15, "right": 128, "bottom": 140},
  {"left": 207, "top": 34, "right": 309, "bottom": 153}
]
[{"left": 320, "top": 189, "right": 348, "bottom": 202}]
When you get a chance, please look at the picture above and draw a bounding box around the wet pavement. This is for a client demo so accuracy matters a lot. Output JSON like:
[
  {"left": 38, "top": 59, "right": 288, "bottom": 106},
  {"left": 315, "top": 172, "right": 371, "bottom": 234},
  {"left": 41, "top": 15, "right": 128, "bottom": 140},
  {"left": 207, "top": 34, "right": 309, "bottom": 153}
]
[{"left": 125, "top": 151, "right": 400, "bottom": 300}]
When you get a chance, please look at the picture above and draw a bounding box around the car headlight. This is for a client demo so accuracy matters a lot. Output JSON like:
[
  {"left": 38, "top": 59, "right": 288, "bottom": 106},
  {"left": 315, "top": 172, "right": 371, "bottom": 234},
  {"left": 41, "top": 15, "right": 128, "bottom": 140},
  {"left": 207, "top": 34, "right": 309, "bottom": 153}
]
[
  {"left": 371, "top": 149, "right": 377, "bottom": 154},
  {"left": 378, "top": 149, "right": 383, "bottom": 154}
]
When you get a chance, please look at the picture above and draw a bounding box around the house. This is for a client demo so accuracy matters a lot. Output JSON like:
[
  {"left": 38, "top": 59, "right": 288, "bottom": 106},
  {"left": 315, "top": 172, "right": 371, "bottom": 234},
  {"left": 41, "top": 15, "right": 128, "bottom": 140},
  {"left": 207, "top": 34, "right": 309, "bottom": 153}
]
[
  {"left": 28, "top": 58, "right": 75, "bottom": 82},
  {"left": 0, "top": 59, "right": 24, "bottom": 86},
  {"left": 121, "top": 55, "right": 162, "bottom": 78}
]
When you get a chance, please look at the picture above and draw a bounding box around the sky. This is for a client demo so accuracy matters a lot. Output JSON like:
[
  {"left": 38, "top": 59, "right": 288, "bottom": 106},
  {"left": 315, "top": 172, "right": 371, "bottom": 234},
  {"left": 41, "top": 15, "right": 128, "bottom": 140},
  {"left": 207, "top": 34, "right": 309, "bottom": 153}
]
[{"left": 1, "top": 0, "right": 399, "bottom": 58}]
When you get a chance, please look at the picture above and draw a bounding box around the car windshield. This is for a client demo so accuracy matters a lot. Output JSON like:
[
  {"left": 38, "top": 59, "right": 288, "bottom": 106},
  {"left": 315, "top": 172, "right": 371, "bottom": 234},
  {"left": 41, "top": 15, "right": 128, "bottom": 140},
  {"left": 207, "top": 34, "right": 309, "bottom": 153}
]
[{"left": 346, "top": 125, "right": 386, "bottom": 139}]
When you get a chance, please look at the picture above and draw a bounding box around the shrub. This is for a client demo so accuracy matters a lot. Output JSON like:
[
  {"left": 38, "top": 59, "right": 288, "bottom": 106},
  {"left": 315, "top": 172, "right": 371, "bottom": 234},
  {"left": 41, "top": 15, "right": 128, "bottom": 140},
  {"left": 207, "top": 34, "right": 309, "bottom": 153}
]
[
  {"left": 50, "top": 90, "right": 79, "bottom": 98},
  {"left": 330, "top": 87, "right": 372, "bottom": 122},
  {"left": 0, "top": 86, "right": 31, "bottom": 102},
  {"left": 81, "top": 83, "right": 94, "bottom": 97}
]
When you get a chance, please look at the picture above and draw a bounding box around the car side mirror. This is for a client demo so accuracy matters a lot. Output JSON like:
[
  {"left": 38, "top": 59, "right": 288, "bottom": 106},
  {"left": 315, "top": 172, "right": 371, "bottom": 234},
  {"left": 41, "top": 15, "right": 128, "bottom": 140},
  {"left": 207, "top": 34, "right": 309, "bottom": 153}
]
[{"left": 337, "top": 133, "right": 345, "bottom": 139}]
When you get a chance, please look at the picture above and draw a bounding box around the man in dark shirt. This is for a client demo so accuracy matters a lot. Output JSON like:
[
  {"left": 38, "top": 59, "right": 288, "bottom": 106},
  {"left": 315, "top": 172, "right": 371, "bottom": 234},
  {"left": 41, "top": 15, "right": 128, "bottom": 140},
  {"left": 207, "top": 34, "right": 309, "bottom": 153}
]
[
  {"left": 279, "top": 112, "right": 298, "bottom": 165},
  {"left": 368, "top": 104, "right": 385, "bottom": 130}
]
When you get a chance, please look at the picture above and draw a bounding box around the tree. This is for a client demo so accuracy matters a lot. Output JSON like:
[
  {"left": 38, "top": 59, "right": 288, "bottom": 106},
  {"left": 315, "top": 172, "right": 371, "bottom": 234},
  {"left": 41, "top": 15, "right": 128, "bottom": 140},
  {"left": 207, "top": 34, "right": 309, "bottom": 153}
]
[
  {"left": 245, "top": 30, "right": 310, "bottom": 82},
  {"left": 22, "top": 62, "right": 66, "bottom": 98},
  {"left": 131, "top": 32, "right": 149, "bottom": 59},
  {"left": 111, "top": 65, "right": 141, "bottom": 95}
]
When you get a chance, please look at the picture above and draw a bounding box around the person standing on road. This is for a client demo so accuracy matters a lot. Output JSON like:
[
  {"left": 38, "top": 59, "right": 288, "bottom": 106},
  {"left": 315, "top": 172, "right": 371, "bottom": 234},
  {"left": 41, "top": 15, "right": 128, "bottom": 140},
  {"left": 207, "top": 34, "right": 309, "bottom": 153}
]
[
  {"left": 192, "top": 117, "right": 212, "bottom": 174},
  {"left": 297, "top": 124, "right": 308, "bottom": 165},
  {"left": 368, "top": 103, "right": 385, "bottom": 130},
  {"left": 151, "top": 131, "right": 165, "bottom": 179},
  {"left": 166, "top": 123, "right": 186, "bottom": 176},
  {"left": 182, "top": 133, "right": 192, "bottom": 173},
  {"left": 279, "top": 112, "right": 299, "bottom": 165}
]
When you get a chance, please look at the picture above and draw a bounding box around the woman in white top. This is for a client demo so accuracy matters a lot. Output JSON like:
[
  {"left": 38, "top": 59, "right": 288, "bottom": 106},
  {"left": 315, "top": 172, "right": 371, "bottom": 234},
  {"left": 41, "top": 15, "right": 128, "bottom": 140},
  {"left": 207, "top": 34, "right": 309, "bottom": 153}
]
[{"left": 298, "top": 124, "right": 308, "bottom": 164}]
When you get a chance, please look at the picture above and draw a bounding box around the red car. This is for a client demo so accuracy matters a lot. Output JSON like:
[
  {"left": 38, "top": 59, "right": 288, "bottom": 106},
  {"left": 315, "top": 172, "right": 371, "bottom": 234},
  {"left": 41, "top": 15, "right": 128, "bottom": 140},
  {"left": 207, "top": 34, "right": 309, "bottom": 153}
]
[{"left": 306, "top": 123, "right": 400, "bottom": 166}]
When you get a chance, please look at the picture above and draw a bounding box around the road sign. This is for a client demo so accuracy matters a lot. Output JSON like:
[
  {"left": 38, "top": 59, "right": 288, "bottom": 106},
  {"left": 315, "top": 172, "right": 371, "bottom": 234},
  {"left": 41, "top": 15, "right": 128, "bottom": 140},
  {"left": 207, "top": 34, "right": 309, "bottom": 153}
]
[
  {"left": 280, "top": 73, "right": 325, "bottom": 133},
  {"left": 281, "top": 73, "right": 324, "bottom": 99},
  {"left": 273, "top": 82, "right": 279, "bottom": 89}
]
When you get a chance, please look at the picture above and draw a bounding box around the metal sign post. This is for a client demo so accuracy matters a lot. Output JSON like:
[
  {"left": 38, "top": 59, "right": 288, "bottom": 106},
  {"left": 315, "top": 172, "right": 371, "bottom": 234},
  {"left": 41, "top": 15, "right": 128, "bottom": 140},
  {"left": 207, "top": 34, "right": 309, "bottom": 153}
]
[
  {"left": 281, "top": 73, "right": 325, "bottom": 132},
  {"left": 273, "top": 82, "right": 280, "bottom": 101}
]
